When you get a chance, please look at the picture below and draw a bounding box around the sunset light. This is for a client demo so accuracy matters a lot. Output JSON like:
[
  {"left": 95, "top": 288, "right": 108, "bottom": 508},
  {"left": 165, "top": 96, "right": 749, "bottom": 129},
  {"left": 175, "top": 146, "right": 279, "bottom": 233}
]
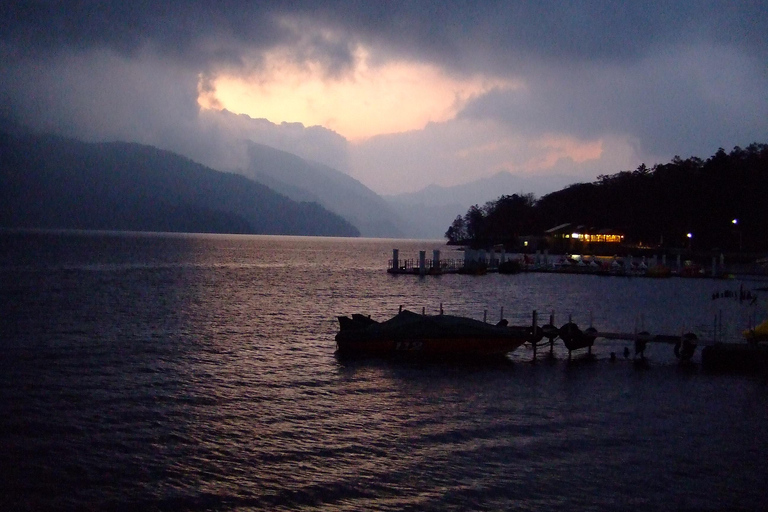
[
  {"left": 198, "top": 47, "right": 518, "bottom": 140},
  {"left": 3, "top": 4, "right": 768, "bottom": 510}
]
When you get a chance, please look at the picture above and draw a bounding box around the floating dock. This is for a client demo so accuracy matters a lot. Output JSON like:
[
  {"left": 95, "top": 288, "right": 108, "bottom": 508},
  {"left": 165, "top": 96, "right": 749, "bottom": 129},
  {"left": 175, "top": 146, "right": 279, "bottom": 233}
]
[
  {"left": 388, "top": 248, "right": 740, "bottom": 279},
  {"left": 398, "top": 307, "right": 768, "bottom": 373}
]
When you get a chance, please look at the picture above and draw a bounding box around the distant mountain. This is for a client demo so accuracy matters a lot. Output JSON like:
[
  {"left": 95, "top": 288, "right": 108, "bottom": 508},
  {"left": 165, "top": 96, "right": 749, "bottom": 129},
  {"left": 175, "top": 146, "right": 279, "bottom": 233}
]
[
  {"left": 239, "top": 142, "right": 407, "bottom": 238},
  {"left": 384, "top": 171, "right": 576, "bottom": 239},
  {"left": 0, "top": 132, "right": 359, "bottom": 236}
]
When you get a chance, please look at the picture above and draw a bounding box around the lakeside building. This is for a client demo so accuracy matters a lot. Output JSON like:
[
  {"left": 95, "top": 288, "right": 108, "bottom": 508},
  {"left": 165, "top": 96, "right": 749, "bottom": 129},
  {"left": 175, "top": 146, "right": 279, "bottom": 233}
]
[{"left": 543, "top": 223, "right": 624, "bottom": 253}]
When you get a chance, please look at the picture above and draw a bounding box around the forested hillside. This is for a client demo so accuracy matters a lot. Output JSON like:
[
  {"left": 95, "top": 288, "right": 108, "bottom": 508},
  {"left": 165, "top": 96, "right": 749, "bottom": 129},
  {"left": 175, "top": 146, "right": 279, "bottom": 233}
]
[{"left": 446, "top": 144, "right": 768, "bottom": 252}]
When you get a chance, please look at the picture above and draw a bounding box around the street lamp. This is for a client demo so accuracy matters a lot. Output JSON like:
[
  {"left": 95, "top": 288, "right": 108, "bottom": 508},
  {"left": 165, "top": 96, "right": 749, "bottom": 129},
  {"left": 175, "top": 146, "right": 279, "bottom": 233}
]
[{"left": 732, "top": 219, "right": 742, "bottom": 251}]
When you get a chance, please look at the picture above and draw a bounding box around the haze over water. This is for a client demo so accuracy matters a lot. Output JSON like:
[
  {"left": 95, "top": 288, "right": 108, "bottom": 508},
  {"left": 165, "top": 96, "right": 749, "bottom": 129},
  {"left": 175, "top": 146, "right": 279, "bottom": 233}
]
[{"left": 1, "top": 231, "right": 767, "bottom": 511}]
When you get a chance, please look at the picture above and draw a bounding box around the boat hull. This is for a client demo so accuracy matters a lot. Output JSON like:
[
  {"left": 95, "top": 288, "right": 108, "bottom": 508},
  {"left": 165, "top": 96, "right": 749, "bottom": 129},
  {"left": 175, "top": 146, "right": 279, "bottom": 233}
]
[
  {"left": 335, "top": 310, "right": 531, "bottom": 358},
  {"left": 336, "top": 336, "right": 527, "bottom": 357}
]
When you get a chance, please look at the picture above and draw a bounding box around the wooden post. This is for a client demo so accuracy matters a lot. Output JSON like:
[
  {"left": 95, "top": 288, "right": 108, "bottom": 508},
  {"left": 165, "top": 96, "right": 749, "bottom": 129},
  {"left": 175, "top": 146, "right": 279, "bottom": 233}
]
[
  {"left": 419, "top": 250, "right": 426, "bottom": 276},
  {"left": 633, "top": 315, "right": 638, "bottom": 357},
  {"left": 532, "top": 310, "right": 538, "bottom": 363},
  {"left": 483, "top": 310, "right": 487, "bottom": 323},
  {"left": 549, "top": 311, "right": 555, "bottom": 357},
  {"left": 713, "top": 315, "right": 717, "bottom": 343},
  {"left": 718, "top": 309, "right": 723, "bottom": 341},
  {"left": 392, "top": 249, "right": 399, "bottom": 271}
]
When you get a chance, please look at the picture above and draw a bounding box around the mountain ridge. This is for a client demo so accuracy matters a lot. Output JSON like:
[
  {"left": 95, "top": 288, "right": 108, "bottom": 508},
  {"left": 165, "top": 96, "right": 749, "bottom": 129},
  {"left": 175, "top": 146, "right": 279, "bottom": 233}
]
[
  {"left": 383, "top": 171, "right": 577, "bottom": 238},
  {"left": 239, "top": 141, "right": 407, "bottom": 238},
  {"left": 0, "top": 131, "right": 360, "bottom": 237}
]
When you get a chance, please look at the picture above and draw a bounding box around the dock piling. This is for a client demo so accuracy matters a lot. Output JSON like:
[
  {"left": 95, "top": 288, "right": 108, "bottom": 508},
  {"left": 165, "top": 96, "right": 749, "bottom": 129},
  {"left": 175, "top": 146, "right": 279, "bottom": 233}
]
[
  {"left": 532, "top": 310, "right": 538, "bottom": 362},
  {"left": 549, "top": 312, "right": 555, "bottom": 357}
]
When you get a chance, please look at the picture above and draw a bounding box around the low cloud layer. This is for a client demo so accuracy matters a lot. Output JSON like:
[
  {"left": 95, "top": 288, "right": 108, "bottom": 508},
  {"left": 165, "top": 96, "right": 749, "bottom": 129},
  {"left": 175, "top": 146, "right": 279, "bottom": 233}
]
[{"left": 2, "top": 1, "right": 766, "bottom": 196}]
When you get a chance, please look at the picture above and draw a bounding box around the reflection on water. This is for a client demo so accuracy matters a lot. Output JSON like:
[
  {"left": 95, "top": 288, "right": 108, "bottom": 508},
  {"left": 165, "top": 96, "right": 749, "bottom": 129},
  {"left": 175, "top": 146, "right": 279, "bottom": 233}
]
[{"left": 1, "top": 231, "right": 767, "bottom": 511}]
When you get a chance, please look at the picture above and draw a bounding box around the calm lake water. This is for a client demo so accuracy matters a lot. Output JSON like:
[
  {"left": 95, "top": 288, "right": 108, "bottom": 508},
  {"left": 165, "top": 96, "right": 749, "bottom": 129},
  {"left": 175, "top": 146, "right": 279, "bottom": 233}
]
[{"left": 1, "top": 230, "right": 767, "bottom": 511}]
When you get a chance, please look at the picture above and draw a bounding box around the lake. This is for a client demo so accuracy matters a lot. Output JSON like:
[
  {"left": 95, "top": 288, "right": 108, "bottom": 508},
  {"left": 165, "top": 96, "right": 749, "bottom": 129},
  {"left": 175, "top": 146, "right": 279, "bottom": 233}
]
[{"left": 1, "top": 230, "right": 767, "bottom": 511}]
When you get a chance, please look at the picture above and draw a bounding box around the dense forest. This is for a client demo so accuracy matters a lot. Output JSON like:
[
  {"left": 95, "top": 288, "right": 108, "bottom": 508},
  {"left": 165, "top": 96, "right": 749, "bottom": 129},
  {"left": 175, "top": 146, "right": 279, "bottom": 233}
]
[{"left": 446, "top": 144, "right": 768, "bottom": 254}]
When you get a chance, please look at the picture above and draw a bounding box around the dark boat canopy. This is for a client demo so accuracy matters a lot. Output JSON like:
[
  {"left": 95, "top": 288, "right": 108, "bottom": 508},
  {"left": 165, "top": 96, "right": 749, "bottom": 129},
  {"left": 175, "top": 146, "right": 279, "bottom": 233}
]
[{"left": 336, "top": 309, "right": 529, "bottom": 343}]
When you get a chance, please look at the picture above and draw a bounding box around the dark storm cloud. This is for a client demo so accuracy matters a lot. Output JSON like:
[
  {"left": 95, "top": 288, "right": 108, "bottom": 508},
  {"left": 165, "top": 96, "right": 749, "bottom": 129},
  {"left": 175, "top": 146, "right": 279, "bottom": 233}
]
[
  {"left": 0, "top": 1, "right": 359, "bottom": 74},
  {"left": 458, "top": 41, "right": 768, "bottom": 157},
  {"left": 3, "top": 1, "right": 766, "bottom": 73},
  {"left": 1, "top": 1, "right": 766, "bottom": 193},
  {"left": 2, "top": 1, "right": 273, "bottom": 65}
]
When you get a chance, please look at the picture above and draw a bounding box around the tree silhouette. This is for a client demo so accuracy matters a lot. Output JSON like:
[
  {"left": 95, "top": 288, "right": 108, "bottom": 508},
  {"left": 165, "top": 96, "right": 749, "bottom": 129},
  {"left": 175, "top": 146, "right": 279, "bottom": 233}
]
[{"left": 447, "top": 143, "right": 768, "bottom": 253}]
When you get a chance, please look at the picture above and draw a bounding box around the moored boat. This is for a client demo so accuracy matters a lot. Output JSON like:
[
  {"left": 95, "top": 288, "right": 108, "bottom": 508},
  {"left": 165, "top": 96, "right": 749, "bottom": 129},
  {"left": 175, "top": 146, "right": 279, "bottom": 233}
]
[{"left": 335, "top": 309, "right": 532, "bottom": 358}]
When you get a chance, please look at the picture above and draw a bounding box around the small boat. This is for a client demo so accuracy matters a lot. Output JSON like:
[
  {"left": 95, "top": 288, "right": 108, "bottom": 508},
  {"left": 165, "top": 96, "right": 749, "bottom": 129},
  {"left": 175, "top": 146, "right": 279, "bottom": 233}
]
[{"left": 335, "top": 309, "right": 532, "bottom": 358}]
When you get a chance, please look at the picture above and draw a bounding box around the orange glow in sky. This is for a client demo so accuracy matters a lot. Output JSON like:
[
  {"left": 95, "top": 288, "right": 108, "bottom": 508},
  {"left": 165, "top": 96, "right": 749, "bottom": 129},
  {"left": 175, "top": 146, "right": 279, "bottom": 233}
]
[
  {"left": 528, "top": 136, "right": 604, "bottom": 168},
  {"left": 198, "top": 47, "right": 518, "bottom": 141}
]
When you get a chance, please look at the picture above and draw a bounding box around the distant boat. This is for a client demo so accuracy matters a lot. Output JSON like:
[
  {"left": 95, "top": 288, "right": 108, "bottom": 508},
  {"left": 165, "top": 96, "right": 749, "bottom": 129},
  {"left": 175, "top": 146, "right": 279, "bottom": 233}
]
[{"left": 335, "top": 310, "right": 531, "bottom": 358}]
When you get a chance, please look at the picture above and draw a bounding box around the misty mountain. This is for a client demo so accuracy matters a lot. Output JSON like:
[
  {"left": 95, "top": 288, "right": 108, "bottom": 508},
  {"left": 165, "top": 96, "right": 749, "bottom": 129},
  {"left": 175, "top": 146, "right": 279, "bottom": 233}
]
[
  {"left": 239, "top": 142, "right": 407, "bottom": 238},
  {"left": 0, "top": 131, "right": 359, "bottom": 236},
  {"left": 384, "top": 171, "right": 576, "bottom": 239}
]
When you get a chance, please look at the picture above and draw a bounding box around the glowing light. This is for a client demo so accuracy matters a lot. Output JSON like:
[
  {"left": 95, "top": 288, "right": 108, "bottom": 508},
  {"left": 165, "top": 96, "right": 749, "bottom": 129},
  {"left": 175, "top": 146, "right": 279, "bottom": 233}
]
[
  {"left": 570, "top": 232, "right": 623, "bottom": 243},
  {"left": 531, "top": 136, "right": 604, "bottom": 167},
  {"left": 197, "top": 46, "right": 518, "bottom": 140},
  {"left": 732, "top": 219, "right": 738, "bottom": 225}
]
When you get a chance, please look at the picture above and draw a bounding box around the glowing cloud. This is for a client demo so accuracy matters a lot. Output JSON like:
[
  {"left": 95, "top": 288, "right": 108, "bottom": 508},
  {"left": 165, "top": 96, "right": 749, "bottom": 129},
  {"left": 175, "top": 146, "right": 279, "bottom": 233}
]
[
  {"left": 525, "top": 136, "right": 604, "bottom": 170},
  {"left": 198, "top": 47, "right": 518, "bottom": 140}
]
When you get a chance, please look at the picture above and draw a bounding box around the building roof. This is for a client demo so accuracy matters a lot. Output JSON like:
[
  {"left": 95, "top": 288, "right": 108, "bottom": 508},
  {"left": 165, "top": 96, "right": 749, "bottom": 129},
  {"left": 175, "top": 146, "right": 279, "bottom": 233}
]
[{"left": 544, "top": 223, "right": 571, "bottom": 234}]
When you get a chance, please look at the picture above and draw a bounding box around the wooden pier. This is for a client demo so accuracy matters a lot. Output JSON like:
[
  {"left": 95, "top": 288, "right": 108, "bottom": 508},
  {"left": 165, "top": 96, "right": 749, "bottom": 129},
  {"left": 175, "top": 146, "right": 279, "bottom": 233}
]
[
  {"left": 514, "top": 310, "right": 706, "bottom": 363},
  {"left": 387, "top": 248, "right": 742, "bottom": 279},
  {"left": 398, "top": 306, "right": 766, "bottom": 372}
]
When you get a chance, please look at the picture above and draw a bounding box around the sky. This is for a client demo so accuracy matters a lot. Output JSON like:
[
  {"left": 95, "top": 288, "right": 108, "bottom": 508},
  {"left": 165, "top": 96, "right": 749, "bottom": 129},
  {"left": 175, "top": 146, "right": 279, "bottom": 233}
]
[{"left": 1, "top": 1, "right": 766, "bottom": 196}]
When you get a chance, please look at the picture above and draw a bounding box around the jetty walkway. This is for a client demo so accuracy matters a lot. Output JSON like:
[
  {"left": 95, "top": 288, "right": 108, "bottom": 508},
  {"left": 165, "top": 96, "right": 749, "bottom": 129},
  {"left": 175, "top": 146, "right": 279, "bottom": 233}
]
[{"left": 387, "top": 248, "right": 753, "bottom": 279}]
